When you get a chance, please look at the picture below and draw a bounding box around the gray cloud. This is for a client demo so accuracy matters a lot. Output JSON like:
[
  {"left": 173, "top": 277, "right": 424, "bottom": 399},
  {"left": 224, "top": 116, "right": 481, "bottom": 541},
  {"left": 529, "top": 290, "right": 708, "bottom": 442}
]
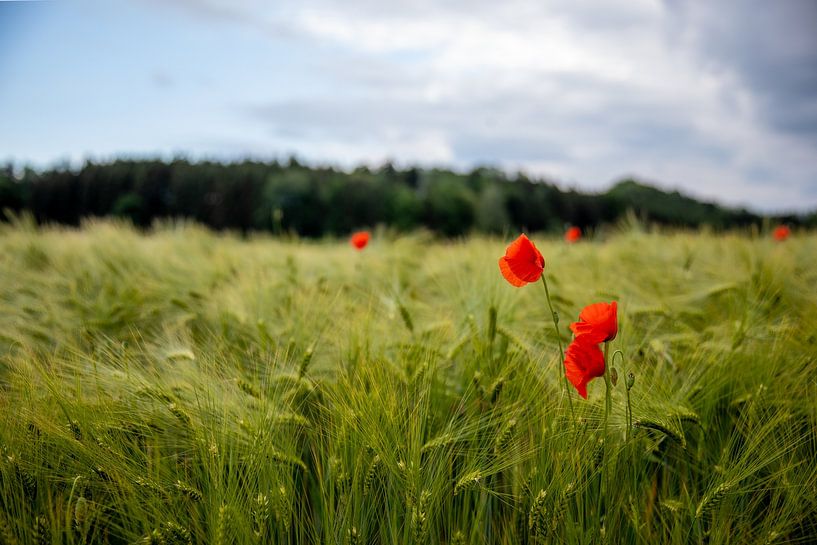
[
  {"left": 133, "top": 0, "right": 817, "bottom": 210},
  {"left": 249, "top": 71, "right": 733, "bottom": 175},
  {"left": 667, "top": 0, "right": 817, "bottom": 140}
]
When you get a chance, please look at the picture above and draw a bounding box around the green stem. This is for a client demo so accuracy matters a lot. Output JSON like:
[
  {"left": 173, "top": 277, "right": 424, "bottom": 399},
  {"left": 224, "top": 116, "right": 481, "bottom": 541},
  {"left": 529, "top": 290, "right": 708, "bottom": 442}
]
[
  {"left": 66, "top": 474, "right": 82, "bottom": 530},
  {"left": 601, "top": 342, "right": 612, "bottom": 519},
  {"left": 603, "top": 343, "right": 612, "bottom": 424},
  {"left": 540, "top": 274, "right": 575, "bottom": 422}
]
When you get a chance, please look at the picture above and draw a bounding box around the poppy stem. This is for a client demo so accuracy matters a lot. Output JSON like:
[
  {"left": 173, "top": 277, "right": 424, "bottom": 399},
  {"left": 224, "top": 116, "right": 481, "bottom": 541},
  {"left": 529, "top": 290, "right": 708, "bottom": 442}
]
[
  {"left": 602, "top": 341, "right": 612, "bottom": 517},
  {"left": 540, "top": 275, "right": 575, "bottom": 422},
  {"left": 603, "top": 342, "right": 612, "bottom": 425},
  {"left": 602, "top": 344, "right": 613, "bottom": 461}
]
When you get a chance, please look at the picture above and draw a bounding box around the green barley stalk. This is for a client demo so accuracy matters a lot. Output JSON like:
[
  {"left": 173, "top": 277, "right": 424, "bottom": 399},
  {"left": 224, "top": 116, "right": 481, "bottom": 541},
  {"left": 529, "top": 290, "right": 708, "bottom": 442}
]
[
  {"left": 488, "top": 377, "right": 505, "bottom": 404},
  {"left": 216, "top": 504, "right": 231, "bottom": 545},
  {"left": 236, "top": 379, "right": 261, "bottom": 399},
  {"left": 274, "top": 484, "right": 292, "bottom": 532},
  {"left": 633, "top": 418, "right": 686, "bottom": 448},
  {"left": 454, "top": 470, "right": 482, "bottom": 496},
  {"left": 174, "top": 480, "right": 202, "bottom": 502},
  {"left": 0, "top": 514, "right": 20, "bottom": 545},
  {"left": 252, "top": 492, "right": 270, "bottom": 540},
  {"left": 32, "top": 516, "right": 49, "bottom": 545},
  {"left": 528, "top": 489, "right": 548, "bottom": 541},
  {"left": 494, "top": 418, "right": 517, "bottom": 456},
  {"left": 695, "top": 483, "right": 733, "bottom": 520},
  {"left": 398, "top": 301, "right": 414, "bottom": 333},
  {"left": 487, "top": 305, "right": 497, "bottom": 345},
  {"left": 411, "top": 490, "right": 430, "bottom": 543},
  {"left": 298, "top": 344, "right": 315, "bottom": 378},
  {"left": 158, "top": 522, "right": 193, "bottom": 545},
  {"left": 167, "top": 403, "right": 192, "bottom": 426},
  {"left": 362, "top": 454, "right": 381, "bottom": 497}
]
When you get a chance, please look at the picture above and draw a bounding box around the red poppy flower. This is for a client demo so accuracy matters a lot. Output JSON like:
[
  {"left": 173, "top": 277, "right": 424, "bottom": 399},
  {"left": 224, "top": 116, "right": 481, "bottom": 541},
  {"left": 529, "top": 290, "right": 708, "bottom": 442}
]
[
  {"left": 569, "top": 301, "right": 618, "bottom": 343},
  {"left": 564, "top": 337, "right": 605, "bottom": 399},
  {"left": 773, "top": 225, "right": 790, "bottom": 242},
  {"left": 498, "top": 234, "right": 545, "bottom": 287},
  {"left": 350, "top": 230, "right": 370, "bottom": 250},
  {"left": 565, "top": 226, "right": 581, "bottom": 243}
]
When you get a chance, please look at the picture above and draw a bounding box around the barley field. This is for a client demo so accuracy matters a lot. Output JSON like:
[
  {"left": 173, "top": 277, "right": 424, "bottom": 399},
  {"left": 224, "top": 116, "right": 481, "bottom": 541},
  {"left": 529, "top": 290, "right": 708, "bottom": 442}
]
[{"left": 1, "top": 218, "right": 815, "bottom": 544}]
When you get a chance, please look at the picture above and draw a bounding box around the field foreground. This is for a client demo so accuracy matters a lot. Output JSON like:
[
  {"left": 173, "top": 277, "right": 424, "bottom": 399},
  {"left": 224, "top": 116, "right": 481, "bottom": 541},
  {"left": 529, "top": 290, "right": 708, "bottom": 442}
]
[{"left": 1, "top": 221, "right": 816, "bottom": 544}]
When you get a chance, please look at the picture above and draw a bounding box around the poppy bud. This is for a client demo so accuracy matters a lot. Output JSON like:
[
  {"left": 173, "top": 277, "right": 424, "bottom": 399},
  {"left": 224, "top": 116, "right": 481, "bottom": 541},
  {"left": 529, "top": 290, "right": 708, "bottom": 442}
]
[
  {"left": 610, "top": 367, "right": 618, "bottom": 386},
  {"left": 626, "top": 372, "right": 635, "bottom": 390}
]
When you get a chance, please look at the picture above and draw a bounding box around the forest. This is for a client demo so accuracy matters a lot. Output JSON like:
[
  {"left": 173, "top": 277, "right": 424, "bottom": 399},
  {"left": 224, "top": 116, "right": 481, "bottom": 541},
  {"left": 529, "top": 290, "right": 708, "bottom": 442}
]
[{"left": 0, "top": 159, "right": 811, "bottom": 236}]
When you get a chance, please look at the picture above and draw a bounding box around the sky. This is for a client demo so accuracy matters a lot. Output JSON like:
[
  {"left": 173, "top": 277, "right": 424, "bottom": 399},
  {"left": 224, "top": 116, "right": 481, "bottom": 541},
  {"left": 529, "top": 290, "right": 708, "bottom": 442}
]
[{"left": 1, "top": 0, "right": 816, "bottom": 212}]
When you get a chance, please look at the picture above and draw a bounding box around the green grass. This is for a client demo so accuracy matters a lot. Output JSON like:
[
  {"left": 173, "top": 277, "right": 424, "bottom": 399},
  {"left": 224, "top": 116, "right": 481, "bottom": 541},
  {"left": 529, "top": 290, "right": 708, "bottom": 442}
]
[{"left": 1, "top": 217, "right": 816, "bottom": 544}]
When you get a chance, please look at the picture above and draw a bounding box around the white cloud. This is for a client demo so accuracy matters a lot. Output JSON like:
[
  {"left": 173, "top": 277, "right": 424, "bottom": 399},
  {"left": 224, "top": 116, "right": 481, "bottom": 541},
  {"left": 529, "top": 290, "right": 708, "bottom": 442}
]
[{"left": 104, "top": 1, "right": 817, "bottom": 210}]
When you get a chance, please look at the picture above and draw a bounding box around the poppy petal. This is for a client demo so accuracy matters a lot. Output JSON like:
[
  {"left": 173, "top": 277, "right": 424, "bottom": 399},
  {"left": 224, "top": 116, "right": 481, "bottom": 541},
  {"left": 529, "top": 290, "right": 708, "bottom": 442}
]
[
  {"left": 506, "top": 256, "right": 544, "bottom": 283},
  {"left": 565, "top": 360, "right": 588, "bottom": 398},
  {"left": 504, "top": 234, "right": 533, "bottom": 258},
  {"left": 564, "top": 338, "right": 605, "bottom": 398},
  {"left": 508, "top": 235, "right": 543, "bottom": 264},
  {"left": 499, "top": 257, "right": 527, "bottom": 287},
  {"left": 574, "top": 380, "right": 589, "bottom": 399},
  {"left": 577, "top": 302, "right": 612, "bottom": 324},
  {"left": 499, "top": 234, "right": 545, "bottom": 286},
  {"left": 572, "top": 301, "right": 617, "bottom": 342},
  {"left": 504, "top": 235, "right": 544, "bottom": 281},
  {"left": 569, "top": 321, "right": 606, "bottom": 343}
]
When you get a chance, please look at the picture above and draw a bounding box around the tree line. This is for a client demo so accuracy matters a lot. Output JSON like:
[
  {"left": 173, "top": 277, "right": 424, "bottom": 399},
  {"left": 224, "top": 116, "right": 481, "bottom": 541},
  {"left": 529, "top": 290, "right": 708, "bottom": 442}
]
[{"left": 0, "top": 159, "right": 811, "bottom": 236}]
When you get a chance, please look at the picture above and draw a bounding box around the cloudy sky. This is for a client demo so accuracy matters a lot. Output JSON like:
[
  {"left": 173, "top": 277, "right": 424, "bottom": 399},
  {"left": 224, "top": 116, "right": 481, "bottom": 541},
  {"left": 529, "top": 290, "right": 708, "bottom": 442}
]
[{"left": 1, "top": 0, "right": 816, "bottom": 212}]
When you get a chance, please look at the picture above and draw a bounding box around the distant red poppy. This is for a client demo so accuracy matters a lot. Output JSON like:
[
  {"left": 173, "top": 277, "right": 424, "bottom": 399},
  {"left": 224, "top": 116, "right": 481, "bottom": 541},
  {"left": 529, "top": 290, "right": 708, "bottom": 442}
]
[
  {"left": 569, "top": 302, "right": 618, "bottom": 343},
  {"left": 564, "top": 337, "right": 605, "bottom": 399},
  {"left": 565, "top": 226, "right": 582, "bottom": 243},
  {"left": 498, "top": 234, "right": 545, "bottom": 287},
  {"left": 350, "top": 230, "right": 370, "bottom": 250},
  {"left": 773, "top": 225, "right": 790, "bottom": 242}
]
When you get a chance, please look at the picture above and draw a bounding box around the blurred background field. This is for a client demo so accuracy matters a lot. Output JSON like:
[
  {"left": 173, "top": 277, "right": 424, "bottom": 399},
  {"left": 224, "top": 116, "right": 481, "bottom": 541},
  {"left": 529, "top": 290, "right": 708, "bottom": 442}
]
[{"left": 1, "top": 219, "right": 815, "bottom": 543}]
